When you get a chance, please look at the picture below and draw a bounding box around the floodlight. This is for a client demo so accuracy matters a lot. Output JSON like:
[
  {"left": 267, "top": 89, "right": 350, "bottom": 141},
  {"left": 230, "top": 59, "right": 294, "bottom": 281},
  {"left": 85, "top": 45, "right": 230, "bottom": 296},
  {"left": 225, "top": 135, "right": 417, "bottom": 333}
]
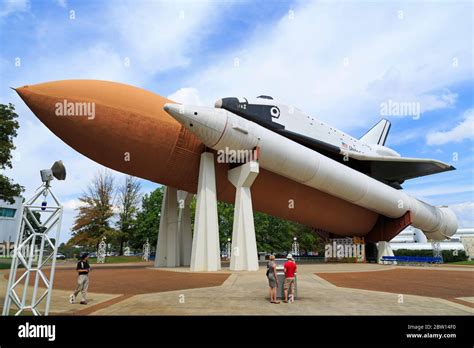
[
  {"left": 40, "top": 160, "right": 66, "bottom": 184},
  {"left": 51, "top": 160, "right": 66, "bottom": 180}
]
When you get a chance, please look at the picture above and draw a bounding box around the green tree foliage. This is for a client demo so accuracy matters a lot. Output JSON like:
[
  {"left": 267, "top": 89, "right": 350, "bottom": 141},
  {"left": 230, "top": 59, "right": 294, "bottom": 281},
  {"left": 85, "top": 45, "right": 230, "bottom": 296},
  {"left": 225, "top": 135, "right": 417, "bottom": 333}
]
[
  {"left": 211, "top": 200, "right": 324, "bottom": 255},
  {"left": 58, "top": 242, "right": 77, "bottom": 258},
  {"left": 0, "top": 103, "right": 24, "bottom": 203},
  {"left": 69, "top": 180, "right": 324, "bottom": 256},
  {"left": 130, "top": 187, "right": 164, "bottom": 249},
  {"left": 69, "top": 170, "right": 116, "bottom": 248},
  {"left": 255, "top": 213, "right": 287, "bottom": 253},
  {"left": 217, "top": 202, "right": 234, "bottom": 245},
  {"left": 292, "top": 223, "right": 326, "bottom": 255},
  {"left": 116, "top": 176, "right": 142, "bottom": 255}
]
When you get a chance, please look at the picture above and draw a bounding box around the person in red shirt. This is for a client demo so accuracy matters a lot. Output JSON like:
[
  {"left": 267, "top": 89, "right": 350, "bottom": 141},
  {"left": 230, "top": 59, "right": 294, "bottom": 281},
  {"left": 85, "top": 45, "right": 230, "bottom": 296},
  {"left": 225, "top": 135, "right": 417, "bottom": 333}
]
[{"left": 283, "top": 254, "right": 297, "bottom": 303}]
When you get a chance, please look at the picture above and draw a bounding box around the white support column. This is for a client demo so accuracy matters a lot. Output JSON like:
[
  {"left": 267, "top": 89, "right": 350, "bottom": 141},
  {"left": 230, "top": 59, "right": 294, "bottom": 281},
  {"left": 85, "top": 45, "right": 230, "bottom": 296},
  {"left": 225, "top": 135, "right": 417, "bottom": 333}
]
[
  {"left": 228, "top": 161, "right": 259, "bottom": 271},
  {"left": 377, "top": 241, "right": 396, "bottom": 265},
  {"left": 178, "top": 190, "right": 192, "bottom": 266},
  {"left": 190, "top": 152, "right": 221, "bottom": 272},
  {"left": 155, "top": 186, "right": 180, "bottom": 268}
]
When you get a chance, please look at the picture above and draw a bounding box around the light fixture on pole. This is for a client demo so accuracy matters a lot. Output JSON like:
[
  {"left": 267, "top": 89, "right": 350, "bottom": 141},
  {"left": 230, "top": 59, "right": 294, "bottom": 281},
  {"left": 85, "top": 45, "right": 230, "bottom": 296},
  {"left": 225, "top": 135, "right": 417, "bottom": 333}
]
[
  {"left": 226, "top": 238, "right": 232, "bottom": 260},
  {"left": 291, "top": 237, "right": 300, "bottom": 257},
  {"left": 3, "top": 161, "right": 66, "bottom": 316},
  {"left": 143, "top": 239, "right": 150, "bottom": 261},
  {"left": 97, "top": 236, "right": 107, "bottom": 264}
]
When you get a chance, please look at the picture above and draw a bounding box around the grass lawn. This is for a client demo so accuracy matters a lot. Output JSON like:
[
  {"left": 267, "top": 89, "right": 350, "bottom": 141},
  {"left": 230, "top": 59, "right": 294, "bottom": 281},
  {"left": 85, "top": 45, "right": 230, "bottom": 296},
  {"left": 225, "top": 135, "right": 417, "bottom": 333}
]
[
  {"left": 448, "top": 260, "right": 474, "bottom": 265},
  {"left": 0, "top": 256, "right": 146, "bottom": 268},
  {"left": 86, "top": 256, "right": 145, "bottom": 264}
]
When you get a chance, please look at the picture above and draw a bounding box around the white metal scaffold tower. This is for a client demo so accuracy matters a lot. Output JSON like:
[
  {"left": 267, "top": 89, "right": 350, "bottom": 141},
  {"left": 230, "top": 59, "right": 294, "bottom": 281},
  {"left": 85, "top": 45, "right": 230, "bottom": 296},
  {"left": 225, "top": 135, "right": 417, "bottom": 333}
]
[{"left": 2, "top": 181, "right": 63, "bottom": 316}]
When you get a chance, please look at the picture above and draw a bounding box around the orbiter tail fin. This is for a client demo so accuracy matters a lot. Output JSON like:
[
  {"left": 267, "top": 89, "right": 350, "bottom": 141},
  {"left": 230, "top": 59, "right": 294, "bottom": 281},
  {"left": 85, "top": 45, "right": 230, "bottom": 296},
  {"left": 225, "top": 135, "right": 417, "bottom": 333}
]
[{"left": 360, "top": 119, "right": 391, "bottom": 146}]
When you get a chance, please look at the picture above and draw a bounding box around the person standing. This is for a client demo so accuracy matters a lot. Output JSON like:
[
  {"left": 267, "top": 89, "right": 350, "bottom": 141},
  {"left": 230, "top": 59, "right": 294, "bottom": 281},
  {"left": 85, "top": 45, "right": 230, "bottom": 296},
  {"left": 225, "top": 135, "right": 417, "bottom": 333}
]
[
  {"left": 283, "top": 253, "right": 297, "bottom": 303},
  {"left": 266, "top": 255, "right": 280, "bottom": 304},
  {"left": 69, "top": 253, "right": 90, "bottom": 305}
]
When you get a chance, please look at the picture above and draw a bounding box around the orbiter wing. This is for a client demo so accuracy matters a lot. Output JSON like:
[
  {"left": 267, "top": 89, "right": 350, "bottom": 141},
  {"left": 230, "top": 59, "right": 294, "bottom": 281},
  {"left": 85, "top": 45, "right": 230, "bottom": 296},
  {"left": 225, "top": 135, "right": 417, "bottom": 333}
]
[{"left": 343, "top": 151, "right": 456, "bottom": 183}]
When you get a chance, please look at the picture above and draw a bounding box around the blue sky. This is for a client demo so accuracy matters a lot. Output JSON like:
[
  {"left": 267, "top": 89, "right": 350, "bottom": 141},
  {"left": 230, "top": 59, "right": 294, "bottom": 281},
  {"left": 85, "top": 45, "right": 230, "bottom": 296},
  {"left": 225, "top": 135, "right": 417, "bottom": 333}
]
[{"left": 0, "top": 0, "right": 473, "bottom": 242}]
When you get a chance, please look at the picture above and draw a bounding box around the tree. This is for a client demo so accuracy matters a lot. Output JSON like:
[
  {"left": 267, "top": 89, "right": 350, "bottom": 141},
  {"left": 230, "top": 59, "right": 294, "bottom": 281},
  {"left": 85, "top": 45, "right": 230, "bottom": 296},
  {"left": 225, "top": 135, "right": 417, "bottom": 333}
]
[
  {"left": 189, "top": 199, "right": 234, "bottom": 248},
  {"left": 254, "top": 212, "right": 325, "bottom": 255},
  {"left": 217, "top": 202, "right": 234, "bottom": 246},
  {"left": 58, "top": 242, "right": 77, "bottom": 259},
  {"left": 131, "top": 187, "right": 164, "bottom": 250},
  {"left": 0, "top": 103, "right": 23, "bottom": 203},
  {"left": 210, "top": 198, "right": 324, "bottom": 255},
  {"left": 255, "top": 214, "right": 294, "bottom": 254},
  {"left": 130, "top": 185, "right": 325, "bottom": 256},
  {"left": 294, "top": 225, "right": 326, "bottom": 255},
  {"left": 116, "top": 176, "right": 142, "bottom": 255},
  {"left": 68, "top": 170, "right": 116, "bottom": 248}
]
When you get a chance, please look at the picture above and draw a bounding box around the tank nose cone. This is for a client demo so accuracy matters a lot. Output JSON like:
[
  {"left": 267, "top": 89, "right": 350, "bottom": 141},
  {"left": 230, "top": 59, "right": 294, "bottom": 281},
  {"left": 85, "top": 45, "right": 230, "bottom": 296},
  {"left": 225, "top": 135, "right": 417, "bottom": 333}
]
[{"left": 13, "top": 80, "right": 203, "bottom": 190}]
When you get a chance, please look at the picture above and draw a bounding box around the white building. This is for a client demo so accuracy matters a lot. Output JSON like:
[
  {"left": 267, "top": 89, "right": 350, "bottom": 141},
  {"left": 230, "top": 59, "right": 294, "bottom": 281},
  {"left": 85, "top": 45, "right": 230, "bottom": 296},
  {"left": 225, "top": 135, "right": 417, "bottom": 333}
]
[
  {"left": 0, "top": 197, "right": 22, "bottom": 244},
  {"left": 390, "top": 226, "right": 474, "bottom": 252}
]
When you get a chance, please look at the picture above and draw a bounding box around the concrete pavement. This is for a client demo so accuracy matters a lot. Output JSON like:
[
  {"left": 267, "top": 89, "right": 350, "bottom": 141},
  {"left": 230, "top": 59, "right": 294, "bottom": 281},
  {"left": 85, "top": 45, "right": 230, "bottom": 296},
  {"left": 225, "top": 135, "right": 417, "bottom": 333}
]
[{"left": 1, "top": 263, "right": 472, "bottom": 315}]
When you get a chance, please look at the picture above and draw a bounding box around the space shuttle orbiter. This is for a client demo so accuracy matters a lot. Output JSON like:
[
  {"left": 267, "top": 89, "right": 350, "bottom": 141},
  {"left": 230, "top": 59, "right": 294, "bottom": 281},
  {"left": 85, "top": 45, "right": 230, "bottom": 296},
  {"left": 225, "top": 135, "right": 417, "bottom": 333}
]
[{"left": 214, "top": 96, "right": 455, "bottom": 189}]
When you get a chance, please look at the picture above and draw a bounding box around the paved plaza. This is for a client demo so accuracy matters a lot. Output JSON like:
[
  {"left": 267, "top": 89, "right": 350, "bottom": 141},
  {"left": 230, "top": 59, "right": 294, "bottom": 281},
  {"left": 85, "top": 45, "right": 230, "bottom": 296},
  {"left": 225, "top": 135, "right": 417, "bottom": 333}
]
[{"left": 1, "top": 262, "right": 472, "bottom": 315}]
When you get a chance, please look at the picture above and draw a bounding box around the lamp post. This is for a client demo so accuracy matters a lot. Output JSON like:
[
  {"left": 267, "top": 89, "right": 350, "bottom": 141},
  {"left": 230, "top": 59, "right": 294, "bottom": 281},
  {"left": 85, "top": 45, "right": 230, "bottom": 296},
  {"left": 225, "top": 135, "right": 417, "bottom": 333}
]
[
  {"left": 97, "top": 236, "right": 107, "bottom": 264},
  {"left": 226, "top": 238, "right": 232, "bottom": 260},
  {"left": 292, "top": 237, "right": 300, "bottom": 257},
  {"left": 431, "top": 240, "right": 443, "bottom": 263},
  {"left": 143, "top": 239, "right": 150, "bottom": 261}
]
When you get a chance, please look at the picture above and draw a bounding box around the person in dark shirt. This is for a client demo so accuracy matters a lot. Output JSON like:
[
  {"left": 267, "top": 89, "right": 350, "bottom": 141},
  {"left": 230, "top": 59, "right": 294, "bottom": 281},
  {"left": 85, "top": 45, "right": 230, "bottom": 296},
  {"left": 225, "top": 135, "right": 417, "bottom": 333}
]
[{"left": 69, "top": 253, "right": 91, "bottom": 305}]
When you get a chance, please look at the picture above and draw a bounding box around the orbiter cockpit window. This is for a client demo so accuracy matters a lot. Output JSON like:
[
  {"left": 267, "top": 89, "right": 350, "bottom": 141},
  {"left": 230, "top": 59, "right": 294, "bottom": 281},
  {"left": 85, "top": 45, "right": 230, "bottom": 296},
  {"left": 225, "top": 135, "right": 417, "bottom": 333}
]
[{"left": 256, "top": 95, "right": 273, "bottom": 100}]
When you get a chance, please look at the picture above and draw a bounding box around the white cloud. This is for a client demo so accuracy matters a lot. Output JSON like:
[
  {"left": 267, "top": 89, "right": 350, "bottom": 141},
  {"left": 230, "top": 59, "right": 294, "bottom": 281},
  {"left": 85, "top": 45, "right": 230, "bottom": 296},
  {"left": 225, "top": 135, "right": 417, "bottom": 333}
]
[
  {"left": 1, "top": 1, "right": 230, "bottom": 89},
  {"left": 418, "top": 90, "right": 458, "bottom": 114},
  {"left": 0, "top": 0, "right": 29, "bottom": 17},
  {"left": 3, "top": 43, "right": 145, "bottom": 89},
  {"left": 450, "top": 202, "right": 474, "bottom": 228},
  {"left": 0, "top": 0, "right": 232, "bottom": 243},
  {"left": 0, "top": 2, "right": 219, "bottom": 228},
  {"left": 426, "top": 108, "right": 474, "bottom": 145},
  {"left": 181, "top": 1, "right": 472, "bottom": 131},
  {"left": 62, "top": 199, "right": 85, "bottom": 213},
  {"left": 106, "top": 0, "right": 226, "bottom": 74},
  {"left": 167, "top": 87, "right": 202, "bottom": 105}
]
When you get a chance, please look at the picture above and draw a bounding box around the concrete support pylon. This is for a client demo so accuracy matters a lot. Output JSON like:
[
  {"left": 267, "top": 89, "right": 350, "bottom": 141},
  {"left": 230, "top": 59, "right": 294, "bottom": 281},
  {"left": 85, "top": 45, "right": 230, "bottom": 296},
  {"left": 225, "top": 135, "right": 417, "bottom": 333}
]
[
  {"left": 178, "top": 190, "right": 192, "bottom": 266},
  {"left": 228, "top": 161, "right": 260, "bottom": 271},
  {"left": 377, "top": 241, "right": 396, "bottom": 265},
  {"left": 190, "top": 152, "right": 221, "bottom": 272},
  {"left": 155, "top": 186, "right": 180, "bottom": 268}
]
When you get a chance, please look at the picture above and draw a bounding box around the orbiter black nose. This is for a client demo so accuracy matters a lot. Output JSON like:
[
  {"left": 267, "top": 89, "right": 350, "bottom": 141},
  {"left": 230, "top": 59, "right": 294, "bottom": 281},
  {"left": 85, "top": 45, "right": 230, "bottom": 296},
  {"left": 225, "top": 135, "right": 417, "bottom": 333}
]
[{"left": 214, "top": 97, "right": 240, "bottom": 110}]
